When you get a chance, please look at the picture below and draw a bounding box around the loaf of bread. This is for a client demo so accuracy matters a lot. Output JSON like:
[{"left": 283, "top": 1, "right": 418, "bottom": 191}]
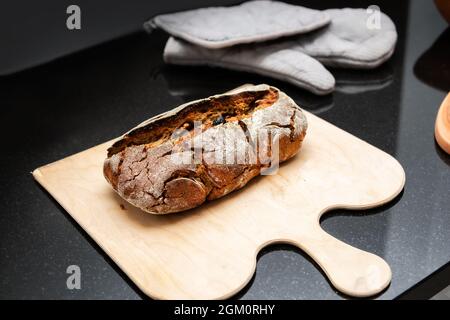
[{"left": 103, "top": 84, "right": 307, "bottom": 214}]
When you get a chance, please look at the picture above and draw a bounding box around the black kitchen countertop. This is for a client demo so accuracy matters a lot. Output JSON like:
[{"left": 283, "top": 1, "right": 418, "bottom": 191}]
[{"left": 1, "top": 0, "right": 449, "bottom": 299}]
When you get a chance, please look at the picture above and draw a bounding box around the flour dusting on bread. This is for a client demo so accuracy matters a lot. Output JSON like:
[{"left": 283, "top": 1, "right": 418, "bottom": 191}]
[{"left": 104, "top": 84, "right": 307, "bottom": 214}]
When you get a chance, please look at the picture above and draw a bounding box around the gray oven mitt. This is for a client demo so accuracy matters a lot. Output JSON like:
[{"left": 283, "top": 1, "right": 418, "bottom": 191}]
[
  {"left": 150, "top": 4, "right": 397, "bottom": 94},
  {"left": 146, "top": 0, "right": 330, "bottom": 49},
  {"left": 164, "top": 37, "right": 335, "bottom": 95},
  {"left": 291, "top": 8, "right": 397, "bottom": 69}
]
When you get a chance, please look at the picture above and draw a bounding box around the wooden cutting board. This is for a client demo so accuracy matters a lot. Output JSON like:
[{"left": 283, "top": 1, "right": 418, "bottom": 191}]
[{"left": 33, "top": 111, "right": 405, "bottom": 299}]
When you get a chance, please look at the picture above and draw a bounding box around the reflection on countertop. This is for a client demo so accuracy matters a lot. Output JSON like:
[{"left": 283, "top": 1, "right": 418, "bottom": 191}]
[{"left": 414, "top": 27, "right": 450, "bottom": 92}]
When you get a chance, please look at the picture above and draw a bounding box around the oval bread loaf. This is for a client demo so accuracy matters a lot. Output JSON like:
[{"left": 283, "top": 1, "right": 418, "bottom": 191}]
[{"left": 104, "top": 84, "right": 307, "bottom": 214}]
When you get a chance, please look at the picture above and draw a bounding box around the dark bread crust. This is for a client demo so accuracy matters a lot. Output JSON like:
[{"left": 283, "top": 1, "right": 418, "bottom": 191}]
[{"left": 104, "top": 84, "right": 307, "bottom": 214}]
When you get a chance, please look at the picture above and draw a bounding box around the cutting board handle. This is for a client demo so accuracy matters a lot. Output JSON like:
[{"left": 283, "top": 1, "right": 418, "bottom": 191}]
[{"left": 291, "top": 225, "right": 392, "bottom": 297}]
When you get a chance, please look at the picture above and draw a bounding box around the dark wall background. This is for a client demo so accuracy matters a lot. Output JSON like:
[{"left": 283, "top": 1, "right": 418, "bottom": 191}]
[
  {"left": 1, "top": 0, "right": 407, "bottom": 76},
  {"left": 0, "top": 0, "right": 240, "bottom": 75}
]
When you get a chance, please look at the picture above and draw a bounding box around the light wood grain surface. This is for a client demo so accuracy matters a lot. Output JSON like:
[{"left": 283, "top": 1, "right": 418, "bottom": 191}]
[{"left": 33, "top": 111, "right": 405, "bottom": 299}]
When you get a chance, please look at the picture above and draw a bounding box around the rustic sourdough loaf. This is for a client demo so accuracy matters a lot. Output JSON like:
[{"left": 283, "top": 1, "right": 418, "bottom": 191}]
[{"left": 104, "top": 84, "right": 307, "bottom": 214}]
